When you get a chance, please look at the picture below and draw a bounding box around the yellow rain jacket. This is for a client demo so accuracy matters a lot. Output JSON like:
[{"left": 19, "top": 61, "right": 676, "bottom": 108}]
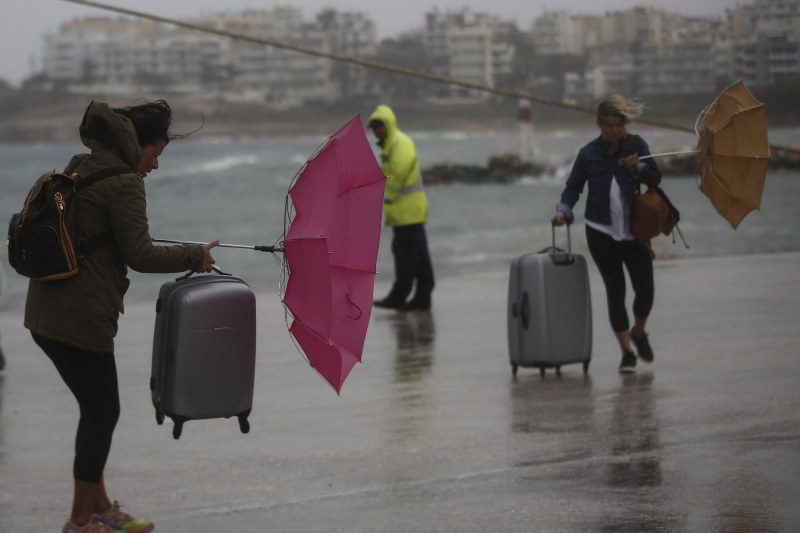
[{"left": 369, "top": 105, "right": 429, "bottom": 227}]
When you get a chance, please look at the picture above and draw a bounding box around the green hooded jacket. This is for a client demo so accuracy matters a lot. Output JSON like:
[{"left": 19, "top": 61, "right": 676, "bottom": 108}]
[
  {"left": 24, "top": 101, "right": 204, "bottom": 353},
  {"left": 368, "top": 105, "right": 429, "bottom": 227}
]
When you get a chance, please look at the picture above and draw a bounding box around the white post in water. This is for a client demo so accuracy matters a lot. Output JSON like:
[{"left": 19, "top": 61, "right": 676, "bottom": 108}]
[{"left": 518, "top": 99, "right": 541, "bottom": 162}]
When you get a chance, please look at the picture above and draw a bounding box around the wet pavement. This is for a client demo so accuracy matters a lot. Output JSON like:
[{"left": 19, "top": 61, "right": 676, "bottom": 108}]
[{"left": 1, "top": 252, "right": 799, "bottom": 532}]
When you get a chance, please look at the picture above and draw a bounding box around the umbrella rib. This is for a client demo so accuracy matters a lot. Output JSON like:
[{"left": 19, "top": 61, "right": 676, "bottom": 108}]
[
  {"left": 701, "top": 171, "right": 761, "bottom": 209},
  {"left": 338, "top": 265, "right": 379, "bottom": 274},
  {"left": 703, "top": 152, "right": 771, "bottom": 159},
  {"left": 336, "top": 178, "right": 387, "bottom": 198},
  {"left": 288, "top": 316, "right": 333, "bottom": 347}
]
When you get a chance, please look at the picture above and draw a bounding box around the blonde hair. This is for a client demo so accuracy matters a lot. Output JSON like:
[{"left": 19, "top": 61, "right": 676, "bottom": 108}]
[{"left": 597, "top": 95, "right": 644, "bottom": 124}]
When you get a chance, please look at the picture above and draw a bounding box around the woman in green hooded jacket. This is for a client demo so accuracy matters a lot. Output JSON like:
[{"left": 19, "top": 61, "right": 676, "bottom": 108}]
[
  {"left": 25, "top": 100, "right": 218, "bottom": 533},
  {"left": 368, "top": 104, "right": 435, "bottom": 311}
]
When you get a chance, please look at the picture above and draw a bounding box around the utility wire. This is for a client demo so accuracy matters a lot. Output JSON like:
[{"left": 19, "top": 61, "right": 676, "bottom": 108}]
[{"left": 62, "top": 0, "right": 799, "bottom": 156}]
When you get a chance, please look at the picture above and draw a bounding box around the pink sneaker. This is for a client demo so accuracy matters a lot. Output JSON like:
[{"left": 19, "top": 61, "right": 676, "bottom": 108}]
[
  {"left": 97, "top": 501, "right": 154, "bottom": 533},
  {"left": 62, "top": 514, "right": 117, "bottom": 533}
]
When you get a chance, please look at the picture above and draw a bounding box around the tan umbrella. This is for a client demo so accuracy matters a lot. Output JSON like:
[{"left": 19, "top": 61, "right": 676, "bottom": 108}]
[
  {"left": 695, "top": 80, "right": 771, "bottom": 229},
  {"left": 640, "top": 80, "right": 771, "bottom": 229}
]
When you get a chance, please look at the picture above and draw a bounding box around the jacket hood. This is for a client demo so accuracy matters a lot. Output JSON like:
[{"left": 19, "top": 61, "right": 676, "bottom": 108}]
[
  {"left": 369, "top": 105, "right": 398, "bottom": 137},
  {"left": 78, "top": 101, "right": 141, "bottom": 170}
]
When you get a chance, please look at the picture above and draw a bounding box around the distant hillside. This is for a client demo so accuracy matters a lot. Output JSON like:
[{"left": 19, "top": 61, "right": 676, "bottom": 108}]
[{"left": 2, "top": 84, "right": 798, "bottom": 143}]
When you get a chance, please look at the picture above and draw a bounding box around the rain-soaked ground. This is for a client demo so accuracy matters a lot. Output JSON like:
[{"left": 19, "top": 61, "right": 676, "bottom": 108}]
[{"left": 1, "top": 252, "right": 799, "bottom": 532}]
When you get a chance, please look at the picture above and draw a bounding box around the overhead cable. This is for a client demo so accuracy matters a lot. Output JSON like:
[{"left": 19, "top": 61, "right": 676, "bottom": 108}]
[{"left": 61, "top": 0, "right": 798, "bottom": 156}]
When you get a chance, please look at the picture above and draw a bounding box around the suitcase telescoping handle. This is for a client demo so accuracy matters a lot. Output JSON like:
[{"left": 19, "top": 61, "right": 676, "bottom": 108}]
[
  {"left": 175, "top": 264, "right": 231, "bottom": 281},
  {"left": 552, "top": 222, "right": 571, "bottom": 253},
  {"left": 548, "top": 223, "right": 575, "bottom": 266}
]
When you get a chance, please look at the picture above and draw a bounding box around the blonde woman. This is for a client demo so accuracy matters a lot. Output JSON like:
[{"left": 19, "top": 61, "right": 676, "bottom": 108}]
[{"left": 552, "top": 95, "right": 662, "bottom": 373}]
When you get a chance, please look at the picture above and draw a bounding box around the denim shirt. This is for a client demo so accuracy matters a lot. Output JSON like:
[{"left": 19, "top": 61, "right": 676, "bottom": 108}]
[{"left": 557, "top": 134, "right": 662, "bottom": 226}]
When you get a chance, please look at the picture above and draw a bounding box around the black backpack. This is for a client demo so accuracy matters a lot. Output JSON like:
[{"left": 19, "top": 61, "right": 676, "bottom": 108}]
[{"left": 6, "top": 167, "right": 129, "bottom": 281}]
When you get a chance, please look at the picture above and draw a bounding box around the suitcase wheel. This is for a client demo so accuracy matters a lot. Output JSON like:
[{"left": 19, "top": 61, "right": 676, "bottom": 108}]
[
  {"left": 238, "top": 415, "right": 250, "bottom": 434},
  {"left": 511, "top": 363, "right": 518, "bottom": 376},
  {"left": 538, "top": 366, "right": 561, "bottom": 377},
  {"left": 155, "top": 410, "right": 164, "bottom": 425},
  {"left": 172, "top": 420, "right": 184, "bottom": 440},
  {"left": 583, "top": 360, "right": 590, "bottom": 374}
]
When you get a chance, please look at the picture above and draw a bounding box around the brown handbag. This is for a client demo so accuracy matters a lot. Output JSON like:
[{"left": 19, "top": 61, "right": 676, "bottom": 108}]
[
  {"left": 631, "top": 186, "right": 686, "bottom": 253},
  {"left": 625, "top": 134, "right": 687, "bottom": 253}
]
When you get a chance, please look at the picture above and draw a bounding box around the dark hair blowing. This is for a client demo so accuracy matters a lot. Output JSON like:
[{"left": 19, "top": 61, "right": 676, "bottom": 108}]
[{"left": 112, "top": 99, "right": 175, "bottom": 147}]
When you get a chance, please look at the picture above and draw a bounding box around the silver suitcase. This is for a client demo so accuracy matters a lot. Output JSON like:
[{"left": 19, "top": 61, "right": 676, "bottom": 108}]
[
  {"left": 507, "top": 225, "right": 592, "bottom": 376},
  {"left": 151, "top": 272, "right": 256, "bottom": 439}
]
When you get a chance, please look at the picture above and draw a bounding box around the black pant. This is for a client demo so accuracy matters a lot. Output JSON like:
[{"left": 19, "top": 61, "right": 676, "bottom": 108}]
[
  {"left": 32, "top": 332, "right": 120, "bottom": 484},
  {"left": 586, "top": 226, "right": 654, "bottom": 333},
  {"left": 388, "top": 224, "right": 435, "bottom": 303}
]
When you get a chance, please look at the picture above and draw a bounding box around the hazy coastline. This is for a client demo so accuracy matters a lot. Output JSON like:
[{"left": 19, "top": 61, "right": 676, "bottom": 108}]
[{"left": 4, "top": 85, "right": 800, "bottom": 143}]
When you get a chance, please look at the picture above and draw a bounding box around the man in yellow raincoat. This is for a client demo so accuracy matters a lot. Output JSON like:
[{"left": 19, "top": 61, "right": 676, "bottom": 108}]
[{"left": 368, "top": 104, "right": 435, "bottom": 311}]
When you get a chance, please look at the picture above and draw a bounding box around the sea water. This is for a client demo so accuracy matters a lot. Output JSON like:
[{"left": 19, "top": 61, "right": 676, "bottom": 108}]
[{"left": 1, "top": 126, "right": 798, "bottom": 310}]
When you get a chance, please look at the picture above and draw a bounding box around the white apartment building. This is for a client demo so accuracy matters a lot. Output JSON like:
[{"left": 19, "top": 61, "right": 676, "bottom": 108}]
[
  {"left": 448, "top": 27, "right": 493, "bottom": 95},
  {"left": 600, "top": 7, "right": 684, "bottom": 47},
  {"left": 564, "top": 68, "right": 606, "bottom": 103},
  {"left": 635, "top": 37, "right": 718, "bottom": 95},
  {"left": 531, "top": 11, "right": 581, "bottom": 55},
  {"left": 212, "top": 8, "right": 337, "bottom": 107},
  {"left": 38, "top": 7, "right": 376, "bottom": 107},
  {"left": 534, "top": 7, "right": 702, "bottom": 100},
  {"left": 532, "top": 7, "right": 685, "bottom": 57},
  {"left": 316, "top": 9, "right": 378, "bottom": 98},
  {"left": 569, "top": 45, "right": 636, "bottom": 100},
  {"left": 534, "top": 2, "right": 796, "bottom": 99},
  {"left": 42, "top": 17, "right": 228, "bottom": 96},
  {"left": 36, "top": 1, "right": 797, "bottom": 105},
  {"left": 725, "top": 0, "right": 800, "bottom": 86},
  {"left": 42, "top": 18, "right": 160, "bottom": 93},
  {"left": 423, "top": 8, "right": 514, "bottom": 100}
]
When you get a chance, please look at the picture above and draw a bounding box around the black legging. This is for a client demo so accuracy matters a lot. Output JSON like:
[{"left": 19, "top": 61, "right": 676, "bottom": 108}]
[
  {"left": 586, "top": 225, "right": 654, "bottom": 333},
  {"left": 32, "top": 332, "right": 120, "bottom": 484}
]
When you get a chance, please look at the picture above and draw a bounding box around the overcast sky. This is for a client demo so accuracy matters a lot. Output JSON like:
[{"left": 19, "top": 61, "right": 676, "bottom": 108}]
[{"left": 2, "top": 0, "right": 744, "bottom": 86}]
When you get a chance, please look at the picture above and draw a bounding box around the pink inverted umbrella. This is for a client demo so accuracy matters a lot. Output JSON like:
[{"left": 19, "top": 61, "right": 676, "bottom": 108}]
[
  {"left": 155, "top": 115, "right": 385, "bottom": 394},
  {"left": 281, "top": 115, "right": 385, "bottom": 394}
]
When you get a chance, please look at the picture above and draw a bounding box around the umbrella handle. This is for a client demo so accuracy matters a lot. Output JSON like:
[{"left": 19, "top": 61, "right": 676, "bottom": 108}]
[{"left": 254, "top": 245, "right": 285, "bottom": 253}]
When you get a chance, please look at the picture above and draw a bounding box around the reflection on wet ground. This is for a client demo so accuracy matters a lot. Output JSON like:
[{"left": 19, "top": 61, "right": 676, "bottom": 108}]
[
  {"left": 509, "top": 373, "right": 595, "bottom": 435},
  {"left": 605, "top": 373, "right": 662, "bottom": 488},
  {"left": 388, "top": 311, "right": 436, "bottom": 444},
  {"left": 505, "top": 366, "right": 793, "bottom": 533},
  {"left": 391, "top": 311, "right": 436, "bottom": 385},
  {"left": 594, "top": 373, "right": 678, "bottom": 533},
  {"left": 2, "top": 254, "right": 800, "bottom": 532}
]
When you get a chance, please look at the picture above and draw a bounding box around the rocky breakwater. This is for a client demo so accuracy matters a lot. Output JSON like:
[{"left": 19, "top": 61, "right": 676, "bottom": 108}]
[
  {"left": 422, "top": 150, "right": 800, "bottom": 186},
  {"left": 422, "top": 153, "right": 556, "bottom": 185}
]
